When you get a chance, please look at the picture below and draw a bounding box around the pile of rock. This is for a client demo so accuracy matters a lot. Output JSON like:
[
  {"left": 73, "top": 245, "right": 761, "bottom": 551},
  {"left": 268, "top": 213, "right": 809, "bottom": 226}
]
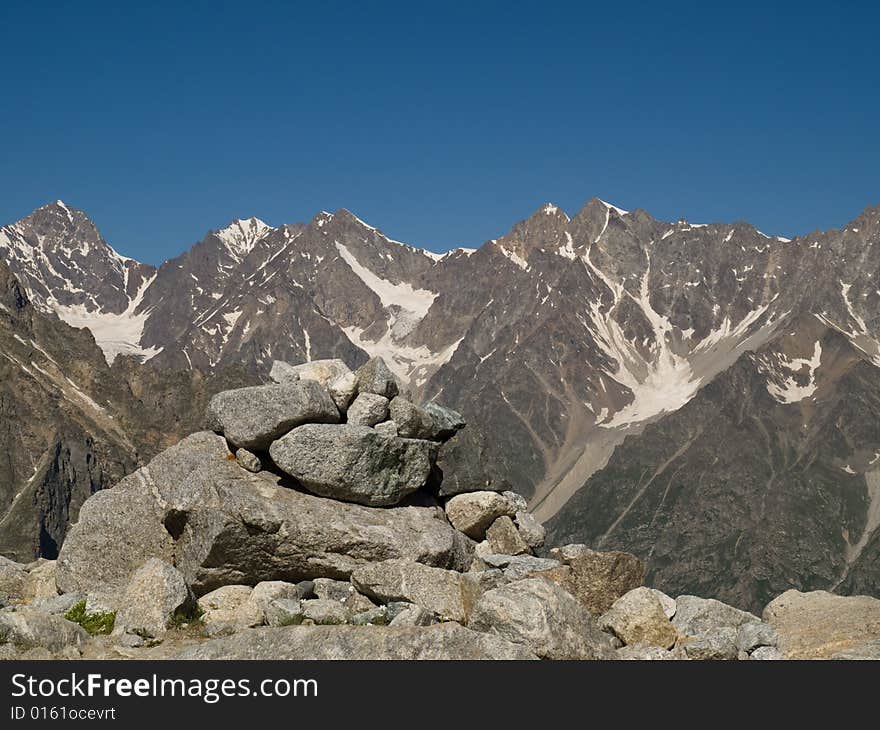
[{"left": 1, "top": 356, "right": 879, "bottom": 660}]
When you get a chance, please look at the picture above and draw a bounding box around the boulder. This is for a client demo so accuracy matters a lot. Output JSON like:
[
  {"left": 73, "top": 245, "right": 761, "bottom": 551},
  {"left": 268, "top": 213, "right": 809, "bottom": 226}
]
[
  {"left": 113, "top": 559, "right": 192, "bottom": 639},
  {"left": 435, "top": 431, "right": 508, "bottom": 497},
  {"left": 30, "top": 593, "right": 83, "bottom": 616},
  {"left": 469, "top": 578, "right": 615, "bottom": 660},
  {"left": 461, "top": 569, "right": 508, "bottom": 622},
  {"left": 422, "top": 402, "right": 466, "bottom": 441},
  {"left": 58, "top": 433, "right": 470, "bottom": 598},
  {"left": 388, "top": 397, "right": 434, "bottom": 439},
  {"left": 269, "top": 424, "right": 436, "bottom": 506},
  {"left": 268, "top": 360, "right": 300, "bottom": 383},
  {"left": 0, "top": 558, "right": 27, "bottom": 602},
  {"left": 23, "top": 560, "right": 59, "bottom": 601},
  {"left": 248, "top": 581, "right": 300, "bottom": 619},
  {"left": 477, "top": 554, "right": 561, "bottom": 581},
  {"left": 197, "top": 586, "right": 262, "bottom": 629},
  {"left": 444, "top": 491, "right": 515, "bottom": 539},
  {"left": 681, "top": 627, "right": 739, "bottom": 660},
  {"left": 206, "top": 381, "right": 339, "bottom": 450},
  {"left": 355, "top": 357, "right": 400, "bottom": 399},
  {"left": 234, "top": 448, "right": 261, "bottom": 473},
  {"left": 327, "top": 372, "right": 359, "bottom": 413},
  {"left": 270, "top": 359, "right": 351, "bottom": 388},
  {"left": 514, "top": 511, "right": 545, "bottom": 549},
  {"left": 763, "top": 589, "right": 880, "bottom": 659},
  {"left": 351, "top": 559, "right": 466, "bottom": 622},
  {"left": 173, "top": 623, "right": 537, "bottom": 660},
  {"left": 388, "top": 604, "right": 437, "bottom": 627},
  {"left": 0, "top": 607, "right": 89, "bottom": 652},
  {"left": 650, "top": 589, "right": 677, "bottom": 619},
  {"left": 750, "top": 646, "right": 786, "bottom": 660},
  {"left": 502, "top": 491, "right": 528, "bottom": 511},
  {"left": 485, "top": 516, "right": 530, "bottom": 556},
  {"left": 374, "top": 421, "right": 398, "bottom": 437},
  {"left": 346, "top": 393, "right": 390, "bottom": 427},
  {"left": 313, "top": 578, "right": 355, "bottom": 603},
  {"left": 598, "top": 587, "right": 679, "bottom": 649},
  {"left": 735, "top": 621, "right": 779, "bottom": 653},
  {"left": 534, "top": 547, "right": 645, "bottom": 616},
  {"left": 302, "top": 599, "right": 349, "bottom": 625},
  {"left": 673, "top": 596, "right": 760, "bottom": 638},
  {"left": 615, "top": 644, "right": 684, "bottom": 660},
  {"left": 265, "top": 598, "right": 304, "bottom": 627}
]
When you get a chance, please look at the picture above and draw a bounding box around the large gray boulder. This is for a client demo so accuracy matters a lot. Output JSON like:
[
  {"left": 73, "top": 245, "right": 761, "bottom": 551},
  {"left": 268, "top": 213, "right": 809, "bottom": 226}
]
[
  {"left": 57, "top": 432, "right": 470, "bottom": 597},
  {"left": 485, "top": 516, "right": 530, "bottom": 556},
  {"left": 173, "top": 623, "right": 537, "bottom": 660},
  {"left": 444, "top": 491, "right": 515, "bottom": 540},
  {"left": 198, "top": 585, "right": 263, "bottom": 631},
  {"left": 113, "top": 559, "right": 192, "bottom": 639},
  {"left": 469, "top": 578, "right": 615, "bottom": 660},
  {"left": 0, "top": 607, "right": 89, "bottom": 652},
  {"left": 763, "top": 589, "right": 880, "bottom": 659},
  {"left": 206, "top": 381, "right": 339, "bottom": 450},
  {"left": 269, "top": 424, "right": 436, "bottom": 507},
  {"left": 351, "top": 559, "right": 466, "bottom": 622},
  {"left": 355, "top": 357, "right": 400, "bottom": 399}
]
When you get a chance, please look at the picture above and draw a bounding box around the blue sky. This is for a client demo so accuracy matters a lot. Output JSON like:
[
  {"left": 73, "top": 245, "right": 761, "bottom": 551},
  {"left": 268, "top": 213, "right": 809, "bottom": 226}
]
[{"left": 1, "top": 1, "right": 878, "bottom": 264}]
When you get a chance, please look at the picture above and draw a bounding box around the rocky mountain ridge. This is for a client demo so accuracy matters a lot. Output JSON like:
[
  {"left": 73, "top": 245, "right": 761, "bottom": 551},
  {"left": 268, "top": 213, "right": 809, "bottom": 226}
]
[{"left": 3, "top": 199, "right": 880, "bottom": 610}]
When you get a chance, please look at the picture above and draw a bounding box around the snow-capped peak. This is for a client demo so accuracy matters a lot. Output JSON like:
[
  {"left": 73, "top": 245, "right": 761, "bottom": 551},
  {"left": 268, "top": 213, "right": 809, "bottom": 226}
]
[
  {"left": 597, "top": 199, "right": 629, "bottom": 216},
  {"left": 214, "top": 217, "right": 274, "bottom": 259}
]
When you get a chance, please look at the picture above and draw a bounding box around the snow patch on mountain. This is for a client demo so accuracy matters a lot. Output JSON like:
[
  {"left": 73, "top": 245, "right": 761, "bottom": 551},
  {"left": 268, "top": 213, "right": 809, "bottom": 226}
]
[
  {"left": 52, "top": 274, "right": 160, "bottom": 364},
  {"left": 213, "top": 218, "right": 274, "bottom": 261}
]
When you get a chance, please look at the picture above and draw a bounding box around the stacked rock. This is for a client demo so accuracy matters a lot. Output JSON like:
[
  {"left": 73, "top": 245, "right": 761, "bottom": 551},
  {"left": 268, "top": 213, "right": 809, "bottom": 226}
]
[{"left": 206, "top": 356, "right": 465, "bottom": 507}]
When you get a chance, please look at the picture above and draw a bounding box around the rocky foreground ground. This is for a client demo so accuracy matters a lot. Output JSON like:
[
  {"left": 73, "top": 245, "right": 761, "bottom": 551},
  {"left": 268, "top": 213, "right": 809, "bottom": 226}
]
[{"left": 1, "top": 356, "right": 879, "bottom": 660}]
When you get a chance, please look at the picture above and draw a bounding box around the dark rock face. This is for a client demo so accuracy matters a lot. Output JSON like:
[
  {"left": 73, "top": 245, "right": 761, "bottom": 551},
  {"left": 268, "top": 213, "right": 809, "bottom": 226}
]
[{"left": 6, "top": 198, "right": 880, "bottom": 610}]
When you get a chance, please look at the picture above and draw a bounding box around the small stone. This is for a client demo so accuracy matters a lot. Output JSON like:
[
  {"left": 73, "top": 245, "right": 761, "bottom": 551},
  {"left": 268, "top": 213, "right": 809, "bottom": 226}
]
[
  {"left": 681, "top": 627, "right": 739, "bottom": 660},
  {"left": 328, "top": 371, "right": 359, "bottom": 413},
  {"left": 235, "top": 448, "right": 261, "bottom": 473},
  {"left": 422, "top": 402, "right": 466, "bottom": 441},
  {"left": 598, "top": 587, "right": 678, "bottom": 649},
  {"left": 445, "top": 491, "right": 516, "bottom": 540},
  {"left": 389, "top": 604, "right": 437, "bottom": 627},
  {"left": 346, "top": 393, "right": 390, "bottom": 427},
  {"left": 485, "top": 516, "right": 531, "bottom": 556},
  {"left": 351, "top": 607, "right": 389, "bottom": 626},
  {"left": 23, "top": 561, "right": 59, "bottom": 601},
  {"left": 650, "top": 589, "right": 677, "bottom": 619},
  {"left": 514, "top": 511, "right": 545, "bottom": 548},
  {"left": 502, "top": 491, "right": 528, "bottom": 511},
  {"left": 248, "top": 581, "right": 300, "bottom": 620},
  {"left": 355, "top": 357, "right": 400, "bottom": 399},
  {"left": 301, "top": 599, "right": 349, "bottom": 625},
  {"left": 735, "top": 621, "right": 779, "bottom": 653},
  {"left": 374, "top": 421, "right": 398, "bottom": 437},
  {"left": 388, "top": 397, "right": 434, "bottom": 439},
  {"left": 271, "top": 359, "right": 351, "bottom": 388},
  {"left": 750, "top": 646, "right": 786, "bottom": 660},
  {"left": 265, "top": 599, "right": 304, "bottom": 627}
]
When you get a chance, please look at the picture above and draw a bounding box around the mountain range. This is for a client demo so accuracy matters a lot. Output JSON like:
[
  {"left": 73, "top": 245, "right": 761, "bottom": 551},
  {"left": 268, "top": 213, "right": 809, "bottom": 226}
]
[{"left": 2, "top": 197, "right": 880, "bottom": 611}]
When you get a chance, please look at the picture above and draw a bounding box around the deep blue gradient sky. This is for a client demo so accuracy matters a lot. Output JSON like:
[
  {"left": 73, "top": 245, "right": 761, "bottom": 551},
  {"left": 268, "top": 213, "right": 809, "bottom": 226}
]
[{"left": 1, "top": 1, "right": 878, "bottom": 264}]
